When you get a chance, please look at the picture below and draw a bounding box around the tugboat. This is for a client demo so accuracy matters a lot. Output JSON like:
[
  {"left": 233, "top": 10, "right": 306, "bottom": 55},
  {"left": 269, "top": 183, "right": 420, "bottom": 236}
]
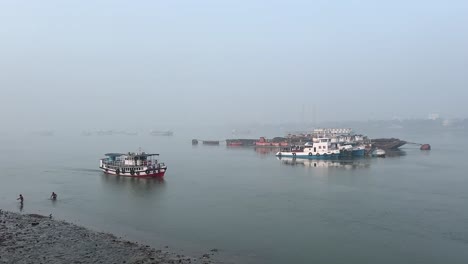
[{"left": 99, "top": 151, "right": 167, "bottom": 177}]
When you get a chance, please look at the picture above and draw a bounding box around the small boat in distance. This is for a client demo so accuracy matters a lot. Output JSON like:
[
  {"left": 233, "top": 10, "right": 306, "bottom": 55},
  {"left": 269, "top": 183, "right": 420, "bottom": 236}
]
[
  {"left": 256, "top": 137, "right": 288, "bottom": 147},
  {"left": 226, "top": 139, "right": 257, "bottom": 146},
  {"left": 99, "top": 151, "right": 167, "bottom": 177},
  {"left": 227, "top": 141, "right": 243, "bottom": 146},
  {"left": 372, "top": 148, "right": 386, "bottom": 158},
  {"left": 150, "top": 130, "right": 174, "bottom": 136},
  {"left": 202, "top": 140, "right": 220, "bottom": 145}
]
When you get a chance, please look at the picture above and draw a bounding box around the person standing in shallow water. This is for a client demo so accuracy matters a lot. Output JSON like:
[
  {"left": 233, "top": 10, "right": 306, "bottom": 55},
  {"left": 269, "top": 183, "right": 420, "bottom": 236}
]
[
  {"left": 17, "top": 194, "right": 24, "bottom": 203},
  {"left": 50, "top": 192, "right": 57, "bottom": 200}
]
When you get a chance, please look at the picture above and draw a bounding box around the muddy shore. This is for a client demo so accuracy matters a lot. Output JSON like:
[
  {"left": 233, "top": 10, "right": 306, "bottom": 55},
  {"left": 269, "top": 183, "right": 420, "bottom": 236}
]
[{"left": 0, "top": 209, "right": 222, "bottom": 264}]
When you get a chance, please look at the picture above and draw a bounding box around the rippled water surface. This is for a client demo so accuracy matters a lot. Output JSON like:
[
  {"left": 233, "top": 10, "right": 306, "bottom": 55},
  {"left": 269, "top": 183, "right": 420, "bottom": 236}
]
[{"left": 1, "top": 129, "right": 468, "bottom": 263}]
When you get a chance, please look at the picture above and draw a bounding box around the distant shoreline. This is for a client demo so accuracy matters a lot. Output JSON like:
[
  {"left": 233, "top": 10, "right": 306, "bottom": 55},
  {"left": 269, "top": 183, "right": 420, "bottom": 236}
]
[{"left": 0, "top": 209, "right": 221, "bottom": 264}]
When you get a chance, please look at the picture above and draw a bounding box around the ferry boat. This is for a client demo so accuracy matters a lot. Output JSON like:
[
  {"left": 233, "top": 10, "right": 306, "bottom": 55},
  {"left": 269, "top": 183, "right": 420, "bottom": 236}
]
[
  {"left": 99, "top": 152, "right": 167, "bottom": 177},
  {"left": 276, "top": 138, "right": 341, "bottom": 159}
]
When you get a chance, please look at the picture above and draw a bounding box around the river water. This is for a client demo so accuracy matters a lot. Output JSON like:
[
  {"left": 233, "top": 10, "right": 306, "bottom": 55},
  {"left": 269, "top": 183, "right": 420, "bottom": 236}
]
[{"left": 1, "top": 128, "right": 467, "bottom": 263}]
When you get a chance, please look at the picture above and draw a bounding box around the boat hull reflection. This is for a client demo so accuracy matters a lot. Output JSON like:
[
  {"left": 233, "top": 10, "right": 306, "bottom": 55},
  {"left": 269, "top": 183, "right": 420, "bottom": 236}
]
[
  {"left": 101, "top": 173, "right": 166, "bottom": 197},
  {"left": 254, "top": 147, "right": 280, "bottom": 155},
  {"left": 277, "top": 157, "right": 371, "bottom": 169}
]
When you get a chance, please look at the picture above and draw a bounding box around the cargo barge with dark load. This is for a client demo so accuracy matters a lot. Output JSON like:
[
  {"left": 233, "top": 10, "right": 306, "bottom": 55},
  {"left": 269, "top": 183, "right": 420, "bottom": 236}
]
[{"left": 370, "top": 138, "right": 407, "bottom": 150}]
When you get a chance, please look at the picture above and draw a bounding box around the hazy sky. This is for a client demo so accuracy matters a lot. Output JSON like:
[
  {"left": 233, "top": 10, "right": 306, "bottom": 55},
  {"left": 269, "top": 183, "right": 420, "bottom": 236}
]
[{"left": 1, "top": 0, "right": 467, "bottom": 131}]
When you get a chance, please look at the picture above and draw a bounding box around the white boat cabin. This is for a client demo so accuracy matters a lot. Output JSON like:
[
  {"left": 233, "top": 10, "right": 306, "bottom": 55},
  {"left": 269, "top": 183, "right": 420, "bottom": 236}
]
[
  {"left": 100, "top": 152, "right": 160, "bottom": 169},
  {"left": 280, "top": 138, "right": 339, "bottom": 155}
]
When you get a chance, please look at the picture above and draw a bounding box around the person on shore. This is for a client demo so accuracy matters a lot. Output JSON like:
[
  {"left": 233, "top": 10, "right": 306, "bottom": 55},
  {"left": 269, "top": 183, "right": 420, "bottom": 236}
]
[
  {"left": 51, "top": 192, "right": 57, "bottom": 200},
  {"left": 17, "top": 194, "right": 24, "bottom": 203}
]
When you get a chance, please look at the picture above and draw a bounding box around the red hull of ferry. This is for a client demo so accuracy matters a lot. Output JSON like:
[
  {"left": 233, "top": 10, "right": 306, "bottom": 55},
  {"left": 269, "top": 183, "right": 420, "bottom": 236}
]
[{"left": 102, "top": 169, "right": 166, "bottom": 178}]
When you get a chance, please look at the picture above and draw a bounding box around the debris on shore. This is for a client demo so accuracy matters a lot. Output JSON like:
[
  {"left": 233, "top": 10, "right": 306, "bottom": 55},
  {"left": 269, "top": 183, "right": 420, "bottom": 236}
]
[{"left": 0, "top": 210, "right": 221, "bottom": 264}]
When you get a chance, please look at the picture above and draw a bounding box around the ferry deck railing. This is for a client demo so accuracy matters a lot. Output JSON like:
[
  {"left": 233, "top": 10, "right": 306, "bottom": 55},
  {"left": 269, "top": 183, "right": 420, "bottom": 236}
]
[{"left": 102, "top": 160, "right": 164, "bottom": 168}]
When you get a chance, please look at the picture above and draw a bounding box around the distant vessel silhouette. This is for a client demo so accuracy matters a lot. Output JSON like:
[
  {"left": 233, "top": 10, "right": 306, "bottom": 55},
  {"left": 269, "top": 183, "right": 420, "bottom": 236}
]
[{"left": 150, "top": 130, "right": 173, "bottom": 136}]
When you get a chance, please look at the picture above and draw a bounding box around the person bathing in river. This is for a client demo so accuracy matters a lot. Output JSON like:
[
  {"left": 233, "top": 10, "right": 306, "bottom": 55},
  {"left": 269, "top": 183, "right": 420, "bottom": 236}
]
[
  {"left": 17, "top": 194, "right": 24, "bottom": 203},
  {"left": 51, "top": 192, "right": 57, "bottom": 200}
]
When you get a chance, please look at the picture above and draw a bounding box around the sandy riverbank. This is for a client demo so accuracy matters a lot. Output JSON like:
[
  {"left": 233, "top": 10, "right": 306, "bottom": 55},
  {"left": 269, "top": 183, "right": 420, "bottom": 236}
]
[{"left": 0, "top": 210, "right": 222, "bottom": 264}]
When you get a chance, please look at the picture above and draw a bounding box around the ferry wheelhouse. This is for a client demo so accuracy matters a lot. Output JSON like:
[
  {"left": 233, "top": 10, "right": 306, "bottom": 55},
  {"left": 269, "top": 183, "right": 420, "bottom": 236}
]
[
  {"left": 99, "top": 152, "right": 167, "bottom": 177},
  {"left": 313, "top": 128, "right": 368, "bottom": 156}
]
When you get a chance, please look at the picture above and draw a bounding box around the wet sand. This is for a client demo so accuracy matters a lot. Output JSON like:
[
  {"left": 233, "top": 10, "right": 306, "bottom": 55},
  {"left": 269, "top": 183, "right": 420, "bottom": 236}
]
[{"left": 0, "top": 209, "right": 221, "bottom": 264}]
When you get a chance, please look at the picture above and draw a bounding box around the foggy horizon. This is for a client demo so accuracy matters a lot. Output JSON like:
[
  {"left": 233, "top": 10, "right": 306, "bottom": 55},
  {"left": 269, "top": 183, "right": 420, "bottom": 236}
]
[
  {"left": 1, "top": 0, "right": 467, "bottom": 132},
  {"left": 2, "top": 2, "right": 468, "bottom": 263}
]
